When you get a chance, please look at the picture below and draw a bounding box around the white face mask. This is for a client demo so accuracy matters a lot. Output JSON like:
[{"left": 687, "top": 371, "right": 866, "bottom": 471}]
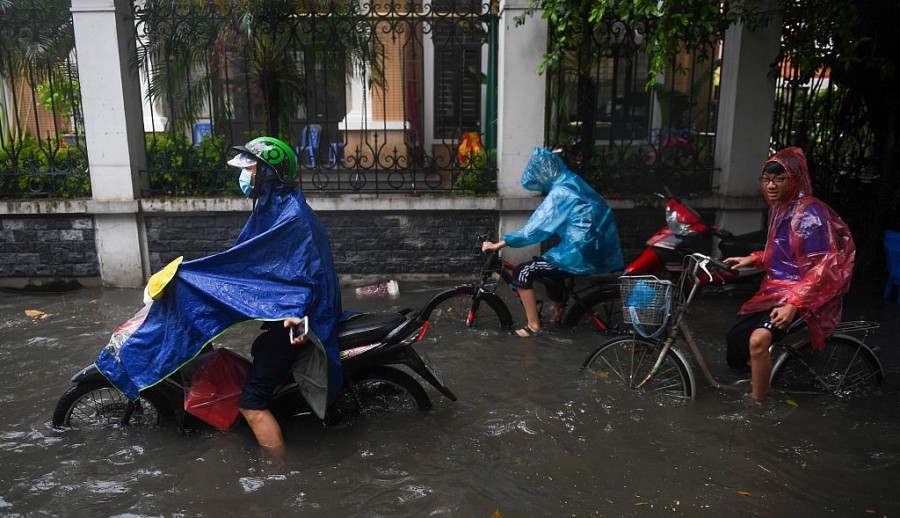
[{"left": 238, "top": 168, "right": 254, "bottom": 197}]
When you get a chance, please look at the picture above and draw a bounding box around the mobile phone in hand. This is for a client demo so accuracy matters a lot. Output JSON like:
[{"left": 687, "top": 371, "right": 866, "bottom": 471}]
[{"left": 288, "top": 316, "right": 309, "bottom": 342}]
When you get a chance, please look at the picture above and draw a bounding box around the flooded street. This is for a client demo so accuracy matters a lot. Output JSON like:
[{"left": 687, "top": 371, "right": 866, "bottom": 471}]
[{"left": 1, "top": 280, "right": 898, "bottom": 516}]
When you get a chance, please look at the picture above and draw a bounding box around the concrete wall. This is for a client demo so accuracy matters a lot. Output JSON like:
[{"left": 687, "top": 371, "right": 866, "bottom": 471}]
[{"left": 0, "top": 194, "right": 739, "bottom": 289}]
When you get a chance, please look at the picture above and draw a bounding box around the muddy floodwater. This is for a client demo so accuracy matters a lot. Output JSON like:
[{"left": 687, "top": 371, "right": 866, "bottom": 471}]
[{"left": 1, "top": 279, "right": 898, "bottom": 517}]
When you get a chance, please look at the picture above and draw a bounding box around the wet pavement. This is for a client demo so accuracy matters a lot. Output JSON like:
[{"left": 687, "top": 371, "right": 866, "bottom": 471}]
[{"left": 0, "top": 276, "right": 898, "bottom": 516}]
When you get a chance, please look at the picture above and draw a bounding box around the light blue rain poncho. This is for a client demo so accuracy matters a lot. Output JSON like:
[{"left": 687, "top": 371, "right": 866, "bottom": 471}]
[{"left": 503, "top": 148, "right": 624, "bottom": 274}]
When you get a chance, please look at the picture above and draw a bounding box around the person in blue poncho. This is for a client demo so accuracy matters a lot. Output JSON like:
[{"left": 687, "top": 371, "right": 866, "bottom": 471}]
[
  {"left": 95, "top": 136, "right": 342, "bottom": 456},
  {"left": 482, "top": 147, "right": 624, "bottom": 337},
  {"left": 226, "top": 136, "right": 342, "bottom": 454}
]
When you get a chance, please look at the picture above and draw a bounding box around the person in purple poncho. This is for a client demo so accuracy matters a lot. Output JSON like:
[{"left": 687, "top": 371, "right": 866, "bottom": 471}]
[{"left": 724, "top": 147, "right": 855, "bottom": 402}]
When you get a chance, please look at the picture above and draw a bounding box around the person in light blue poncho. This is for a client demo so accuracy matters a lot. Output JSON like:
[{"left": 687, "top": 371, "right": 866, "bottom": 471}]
[{"left": 482, "top": 147, "right": 623, "bottom": 337}]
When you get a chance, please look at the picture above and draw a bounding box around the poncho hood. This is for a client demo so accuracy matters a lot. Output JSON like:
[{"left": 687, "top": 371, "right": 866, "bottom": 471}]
[{"left": 520, "top": 147, "right": 568, "bottom": 193}]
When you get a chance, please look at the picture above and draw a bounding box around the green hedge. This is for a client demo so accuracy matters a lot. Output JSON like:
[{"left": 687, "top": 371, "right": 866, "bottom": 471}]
[{"left": 0, "top": 134, "right": 90, "bottom": 198}]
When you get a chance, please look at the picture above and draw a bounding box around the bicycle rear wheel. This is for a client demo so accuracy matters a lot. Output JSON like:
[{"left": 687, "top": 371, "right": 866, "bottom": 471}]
[
  {"left": 770, "top": 335, "right": 882, "bottom": 396},
  {"left": 421, "top": 285, "right": 513, "bottom": 331},
  {"left": 561, "top": 285, "right": 623, "bottom": 333},
  {"left": 582, "top": 335, "right": 693, "bottom": 400}
]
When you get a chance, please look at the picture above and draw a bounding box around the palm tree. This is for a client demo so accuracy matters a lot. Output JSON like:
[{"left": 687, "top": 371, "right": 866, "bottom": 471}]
[{"left": 0, "top": 0, "right": 76, "bottom": 144}]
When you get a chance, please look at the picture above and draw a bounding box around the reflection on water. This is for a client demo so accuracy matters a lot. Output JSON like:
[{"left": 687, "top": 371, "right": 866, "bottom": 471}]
[{"left": 0, "top": 282, "right": 898, "bottom": 516}]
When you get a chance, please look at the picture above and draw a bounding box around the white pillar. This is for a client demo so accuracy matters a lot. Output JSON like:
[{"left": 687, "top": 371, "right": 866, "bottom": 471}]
[
  {"left": 496, "top": 0, "right": 546, "bottom": 263},
  {"left": 714, "top": 7, "right": 782, "bottom": 235},
  {"left": 71, "top": 0, "right": 148, "bottom": 287}
]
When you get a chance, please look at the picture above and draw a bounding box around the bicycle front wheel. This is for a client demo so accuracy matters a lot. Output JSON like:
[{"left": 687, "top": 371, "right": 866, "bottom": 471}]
[
  {"left": 421, "top": 286, "right": 513, "bottom": 330},
  {"left": 770, "top": 335, "right": 882, "bottom": 396},
  {"left": 582, "top": 335, "right": 693, "bottom": 400}
]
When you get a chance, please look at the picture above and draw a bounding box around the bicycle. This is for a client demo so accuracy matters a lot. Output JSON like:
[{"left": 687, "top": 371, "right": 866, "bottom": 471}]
[
  {"left": 421, "top": 234, "right": 623, "bottom": 332},
  {"left": 582, "top": 252, "right": 883, "bottom": 400}
]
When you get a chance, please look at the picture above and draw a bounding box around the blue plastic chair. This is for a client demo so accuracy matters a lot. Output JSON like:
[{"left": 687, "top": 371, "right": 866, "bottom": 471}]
[
  {"left": 297, "top": 124, "right": 321, "bottom": 167},
  {"left": 883, "top": 230, "right": 900, "bottom": 303},
  {"left": 328, "top": 142, "right": 346, "bottom": 167}
]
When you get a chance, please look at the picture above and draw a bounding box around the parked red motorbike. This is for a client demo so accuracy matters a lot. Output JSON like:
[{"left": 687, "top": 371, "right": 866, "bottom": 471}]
[
  {"left": 559, "top": 188, "right": 765, "bottom": 330},
  {"left": 624, "top": 188, "right": 765, "bottom": 284}
]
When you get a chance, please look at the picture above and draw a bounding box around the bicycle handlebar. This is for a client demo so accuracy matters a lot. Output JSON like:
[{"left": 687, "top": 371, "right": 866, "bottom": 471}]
[{"left": 686, "top": 252, "right": 737, "bottom": 277}]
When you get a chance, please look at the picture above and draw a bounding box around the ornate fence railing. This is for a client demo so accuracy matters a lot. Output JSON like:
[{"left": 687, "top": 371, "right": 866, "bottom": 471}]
[
  {"left": 135, "top": 0, "right": 499, "bottom": 197},
  {"left": 1, "top": 4, "right": 722, "bottom": 200},
  {"left": 543, "top": 15, "right": 720, "bottom": 196},
  {"left": 0, "top": 1, "right": 89, "bottom": 199},
  {"left": 771, "top": 62, "right": 879, "bottom": 216}
]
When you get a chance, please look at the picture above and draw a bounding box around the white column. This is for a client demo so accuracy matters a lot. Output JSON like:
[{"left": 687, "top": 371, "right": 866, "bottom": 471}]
[
  {"left": 496, "top": 0, "right": 546, "bottom": 263},
  {"left": 71, "top": 0, "right": 148, "bottom": 287},
  {"left": 714, "top": 8, "right": 782, "bottom": 235}
]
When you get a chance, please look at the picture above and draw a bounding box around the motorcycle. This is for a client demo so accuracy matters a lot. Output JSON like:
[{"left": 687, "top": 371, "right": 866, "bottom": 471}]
[
  {"left": 52, "top": 305, "right": 456, "bottom": 431},
  {"left": 559, "top": 188, "right": 765, "bottom": 329},
  {"left": 623, "top": 187, "right": 765, "bottom": 284}
]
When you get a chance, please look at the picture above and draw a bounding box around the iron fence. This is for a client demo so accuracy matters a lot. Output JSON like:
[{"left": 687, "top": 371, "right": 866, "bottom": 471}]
[
  {"left": 1, "top": 4, "right": 726, "bottom": 200},
  {"left": 0, "top": 1, "right": 89, "bottom": 199},
  {"left": 771, "top": 63, "right": 878, "bottom": 211},
  {"left": 544, "top": 15, "right": 720, "bottom": 196},
  {"left": 135, "top": 0, "right": 499, "bottom": 196}
]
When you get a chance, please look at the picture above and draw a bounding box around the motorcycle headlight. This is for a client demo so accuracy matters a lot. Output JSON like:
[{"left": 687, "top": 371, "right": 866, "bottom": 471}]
[{"left": 666, "top": 208, "right": 700, "bottom": 237}]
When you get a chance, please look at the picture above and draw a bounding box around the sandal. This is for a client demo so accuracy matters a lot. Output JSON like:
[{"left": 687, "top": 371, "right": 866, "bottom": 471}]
[{"left": 514, "top": 326, "right": 542, "bottom": 338}]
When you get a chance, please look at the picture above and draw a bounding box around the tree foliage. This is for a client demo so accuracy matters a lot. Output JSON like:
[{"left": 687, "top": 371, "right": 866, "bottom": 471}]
[{"left": 519, "top": 0, "right": 751, "bottom": 86}]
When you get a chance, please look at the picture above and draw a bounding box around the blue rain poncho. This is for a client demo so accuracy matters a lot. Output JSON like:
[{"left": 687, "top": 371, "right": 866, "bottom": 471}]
[
  {"left": 503, "top": 148, "right": 624, "bottom": 274},
  {"left": 95, "top": 166, "right": 343, "bottom": 418}
]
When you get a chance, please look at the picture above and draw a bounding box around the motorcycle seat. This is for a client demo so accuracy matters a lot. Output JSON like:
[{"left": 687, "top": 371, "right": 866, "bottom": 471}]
[{"left": 337, "top": 312, "right": 407, "bottom": 350}]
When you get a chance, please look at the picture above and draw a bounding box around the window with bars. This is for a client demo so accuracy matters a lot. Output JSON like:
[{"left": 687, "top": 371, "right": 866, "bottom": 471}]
[{"left": 431, "top": 0, "right": 483, "bottom": 140}]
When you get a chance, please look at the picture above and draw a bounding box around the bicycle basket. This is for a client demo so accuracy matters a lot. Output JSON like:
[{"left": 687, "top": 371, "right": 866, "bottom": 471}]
[{"left": 620, "top": 276, "right": 672, "bottom": 338}]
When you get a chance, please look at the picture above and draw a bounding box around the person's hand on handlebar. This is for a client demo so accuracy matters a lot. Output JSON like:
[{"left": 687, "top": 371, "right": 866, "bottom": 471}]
[
  {"left": 482, "top": 240, "right": 507, "bottom": 253},
  {"left": 723, "top": 255, "right": 756, "bottom": 269}
]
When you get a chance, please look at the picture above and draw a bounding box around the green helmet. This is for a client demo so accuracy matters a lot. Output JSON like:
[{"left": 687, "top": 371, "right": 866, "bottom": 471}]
[{"left": 232, "top": 136, "right": 297, "bottom": 184}]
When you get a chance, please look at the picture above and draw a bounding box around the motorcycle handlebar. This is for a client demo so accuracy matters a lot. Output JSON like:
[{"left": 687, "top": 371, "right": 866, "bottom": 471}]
[{"left": 713, "top": 228, "right": 734, "bottom": 239}]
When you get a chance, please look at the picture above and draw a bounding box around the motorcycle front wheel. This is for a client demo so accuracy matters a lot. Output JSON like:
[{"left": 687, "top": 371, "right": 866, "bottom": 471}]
[
  {"left": 51, "top": 380, "right": 167, "bottom": 429},
  {"left": 335, "top": 366, "right": 432, "bottom": 417}
]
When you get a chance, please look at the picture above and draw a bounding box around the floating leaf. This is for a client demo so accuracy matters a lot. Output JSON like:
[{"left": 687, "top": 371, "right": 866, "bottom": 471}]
[
  {"left": 736, "top": 491, "right": 752, "bottom": 497},
  {"left": 591, "top": 370, "right": 610, "bottom": 379},
  {"left": 25, "top": 309, "right": 46, "bottom": 318},
  {"left": 785, "top": 399, "right": 798, "bottom": 407},
  {"left": 492, "top": 510, "right": 503, "bottom": 518}
]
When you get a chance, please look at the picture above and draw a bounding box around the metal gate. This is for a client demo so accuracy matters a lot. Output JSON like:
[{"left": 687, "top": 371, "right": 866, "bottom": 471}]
[{"left": 134, "top": 0, "right": 499, "bottom": 196}]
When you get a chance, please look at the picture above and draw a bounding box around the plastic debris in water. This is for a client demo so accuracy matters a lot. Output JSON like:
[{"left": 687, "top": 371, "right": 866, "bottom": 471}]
[{"left": 354, "top": 280, "right": 400, "bottom": 298}]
